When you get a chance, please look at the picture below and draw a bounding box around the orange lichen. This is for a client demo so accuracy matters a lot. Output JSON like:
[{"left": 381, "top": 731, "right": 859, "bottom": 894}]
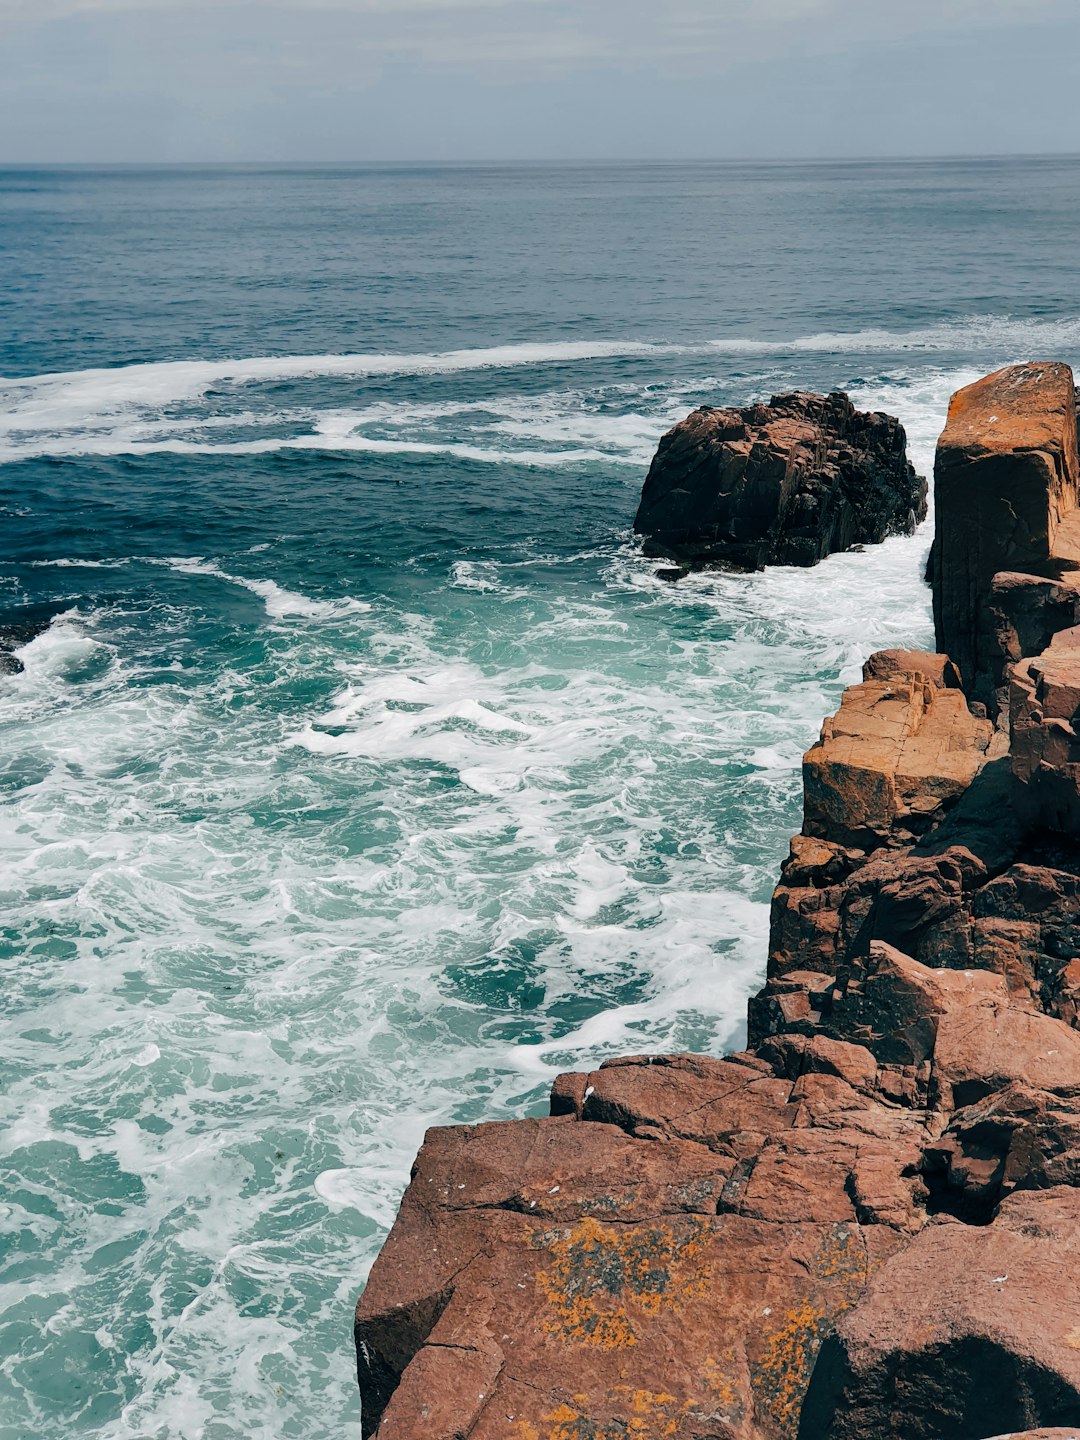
[
  {"left": 535, "top": 1217, "right": 711, "bottom": 1350},
  {"left": 750, "top": 1225, "right": 871, "bottom": 1439},
  {"left": 753, "top": 1298, "right": 830, "bottom": 1438},
  {"left": 522, "top": 1387, "right": 700, "bottom": 1440},
  {"left": 512, "top": 1368, "right": 747, "bottom": 1440},
  {"left": 702, "top": 1352, "right": 745, "bottom": 1423}
]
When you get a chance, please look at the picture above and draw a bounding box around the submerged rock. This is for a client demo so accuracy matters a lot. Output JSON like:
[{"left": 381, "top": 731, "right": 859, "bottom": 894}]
[
  {"left": 0, "top": 598, "right": 73, "bottom": 674},
  {"left": 633, "top": 390, "right": 926, "bottom": 570}
]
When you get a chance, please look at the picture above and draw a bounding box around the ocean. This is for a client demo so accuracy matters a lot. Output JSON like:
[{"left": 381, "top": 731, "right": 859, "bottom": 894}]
[{"left": 2, "top": 157, "right": 1079, "bottom": 1438}]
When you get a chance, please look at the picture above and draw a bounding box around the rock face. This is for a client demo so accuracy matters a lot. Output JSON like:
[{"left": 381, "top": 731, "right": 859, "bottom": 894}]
[
  {"left": 357, "top": 364, "right": 1080, "bottom": 1440},
  {"left": 932, "top": 362, "right": 1080, "bottom": 706},
  {"left": 633, "top": 391, "right": 926, "bottom": 570}
]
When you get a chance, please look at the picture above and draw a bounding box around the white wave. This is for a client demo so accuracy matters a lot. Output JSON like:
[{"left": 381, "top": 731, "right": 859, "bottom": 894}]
[
  {"left": 0, "top": 431, "right": 633, "bottom": 467},
  {"left": 0, "top": 340, "right": 679, "bottom": 427},
  {"left": 1, "top": 610, "right": 103, "bottom": 683},
  {"left": 707, "top": 313, "right": 1080, "bottom": 357},
  {"left": 0, "top": 352, "right": 961, "bottom": 1440},
  {"left": 154, "top": 557, "right": 370, "bottom": 620},
  {"left": 27, "top": 558, "right": 128, "bottom": 569}
]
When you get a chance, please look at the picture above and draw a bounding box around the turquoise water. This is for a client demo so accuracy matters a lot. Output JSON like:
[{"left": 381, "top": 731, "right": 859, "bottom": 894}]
[{"left": 2, "top": 159, "right": 1080, "bottom": 1437}]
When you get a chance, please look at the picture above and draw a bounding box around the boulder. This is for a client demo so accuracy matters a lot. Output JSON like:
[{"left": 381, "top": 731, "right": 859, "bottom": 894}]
[
  {"left": 802, "top": 661, "right": 993, "bottom": 850},
  {"left": 799, "top": 1188, "right": 1080, "bottom": 1440},
  {"left": 634, "top": 391, "right": 926, "bottom": 570},
  {"left": 861, "top": 648, "right": 963, "bottom": 690},
  {"left": 932, "top": 362, "right": 1080, "bottom": 705}
]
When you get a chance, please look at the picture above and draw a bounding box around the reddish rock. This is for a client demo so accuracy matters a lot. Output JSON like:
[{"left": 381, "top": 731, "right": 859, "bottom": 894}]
[
  {"left": 932, "top": 362, "right": 1080, "bottom": 704},
  {"left": 1010, "top": 625, "right": 1080, "bottom": 834},
  {"left": 984, "top": 1432, "right": 1080, "bottom": 1439},
  {"left": 634, "top": 391, "right": 926, "bottom": 570},
  {"left": 802, "top": 664, "right": 992, "bottom": 851},
  {"left": 799, "top": 1188, "right": 1080, "bottom": 1440},
  {"left": 991, "top": 571, "right": 1080, "bottom": 692},
  {"left": 861, "top": 647, "right": 963, "bottom": 689},
  {"left": 357, "top": 1055, "right": 927, "bottom": 1440}
]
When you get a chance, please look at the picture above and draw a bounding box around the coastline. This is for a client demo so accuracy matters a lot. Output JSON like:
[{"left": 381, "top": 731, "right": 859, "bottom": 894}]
[{"left": 357, "top": 363, "right": 1080, "bottom": 1439}]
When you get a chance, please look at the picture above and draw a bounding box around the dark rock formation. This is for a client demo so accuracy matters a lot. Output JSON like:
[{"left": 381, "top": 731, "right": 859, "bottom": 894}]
[
  {"left": 0, "top": 598, "right": 72, "bottom": 674},
  {"left": 633, "top": 391, "right": 927, "bottom": 570},
  {"left": 356, "top": 364, "right": 1080, "bottom": 1440}
]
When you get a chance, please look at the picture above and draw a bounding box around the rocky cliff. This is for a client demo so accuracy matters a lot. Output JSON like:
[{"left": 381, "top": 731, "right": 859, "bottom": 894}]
[
  {"left": 356, "top": 364, "right": 1080, "bottom": 1440},
  {"left": 633, "top": 390, "right": 927, "bottom": 570}
]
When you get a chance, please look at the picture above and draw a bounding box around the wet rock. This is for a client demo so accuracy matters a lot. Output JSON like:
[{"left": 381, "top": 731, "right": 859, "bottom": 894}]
[
  {"left": 634, "top": 391, "right": 926, "bottom": 570},
  {"left": 0, "top": 598, "right": 72, "bottom": 674}
]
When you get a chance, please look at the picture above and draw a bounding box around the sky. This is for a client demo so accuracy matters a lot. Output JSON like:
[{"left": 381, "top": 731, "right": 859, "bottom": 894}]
[{"left": 2, "top": 0, "right": 1080, "bottom": 162}]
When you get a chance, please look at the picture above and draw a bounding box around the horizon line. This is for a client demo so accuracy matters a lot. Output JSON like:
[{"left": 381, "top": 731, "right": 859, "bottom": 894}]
[{"left": 4, "top": 151, "right": 1080, "bottom": 170}]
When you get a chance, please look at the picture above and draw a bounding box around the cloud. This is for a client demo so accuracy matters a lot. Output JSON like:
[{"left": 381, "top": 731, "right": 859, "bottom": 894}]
[
  {"left": 1, "top": 0, "right": 1077, "bottom": 160},
  {"left": 2, "top": 0, "right": 1073, "bottom": 58}
]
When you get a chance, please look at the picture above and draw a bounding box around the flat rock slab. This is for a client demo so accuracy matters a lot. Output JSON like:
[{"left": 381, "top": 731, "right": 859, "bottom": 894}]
[
  {"left": 802, "top": 665, "right": 992, "bottom": 850},
  {"left": 357, "top": 1054, "right": 925, "bottom": 1440}
]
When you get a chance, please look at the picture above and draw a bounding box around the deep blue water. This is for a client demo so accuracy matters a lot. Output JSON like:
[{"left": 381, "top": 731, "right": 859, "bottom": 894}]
[{"left": 2, "top": 159, "right": 1080, "bottom": 1438}]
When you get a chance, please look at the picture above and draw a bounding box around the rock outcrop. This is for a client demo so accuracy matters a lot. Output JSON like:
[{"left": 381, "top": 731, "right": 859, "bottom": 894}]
[
  {"left": 357, "top": 363, "right": 1080, "bottom": 1440},
  {"left": 633, "top": 391, "right": 927, "bottom": 570},
  {"left": 932, "top": 362, "right": 1080, "bottom": 706}
]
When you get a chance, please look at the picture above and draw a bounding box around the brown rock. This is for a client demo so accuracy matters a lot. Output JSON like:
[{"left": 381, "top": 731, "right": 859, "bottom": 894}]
[
  {"left": 802, "top": 663, "right": 992, "bottom": 850},
  {"left": 358, "top": 1052, "right": 929, "bottom": 1440},
  {"left": 971, "top": 862, "right": 1080, "bottom": 1018},
  {"left": 984, "top": 1432, "right": 1080, "bottom": 1439},
  {"left": 926, "top": 1081, "right": 1080, "bottom": 1214},
  {"left": 799, "top": 1188, "right": 1080, "bottom": 1440},
  {"left": 862, "top": 648, "right": 963, "bottom": 689},
  {"left": 634, "top": 391, "right": 926, "bottom": 569},
  {"left": 932, "top": 362, "right": 1080, "bottom": 704},
  {"left": 1011, "top": 626, "right": 1080, "bottom": 834},
  {"left": 990, "top": 570, "right": 1080, "bottom": 696}
]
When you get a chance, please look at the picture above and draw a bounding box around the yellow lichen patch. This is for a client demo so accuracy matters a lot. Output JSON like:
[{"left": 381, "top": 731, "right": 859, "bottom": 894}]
[
  {"left": 750, "top": 1225, "right": 871, "bottom": 1439},
  {"left": 535, "top": 1217, "right": 711, "bottom": 1350},
  {"left": 752, "top": 1298, "right": 830, "bottom": 1439},
  {"left": 702, "top": 1352, "right": 745, "bottom": 1424},
  {"left": 531, "top": 1386, "right": 701, "bottom": 1440}
]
